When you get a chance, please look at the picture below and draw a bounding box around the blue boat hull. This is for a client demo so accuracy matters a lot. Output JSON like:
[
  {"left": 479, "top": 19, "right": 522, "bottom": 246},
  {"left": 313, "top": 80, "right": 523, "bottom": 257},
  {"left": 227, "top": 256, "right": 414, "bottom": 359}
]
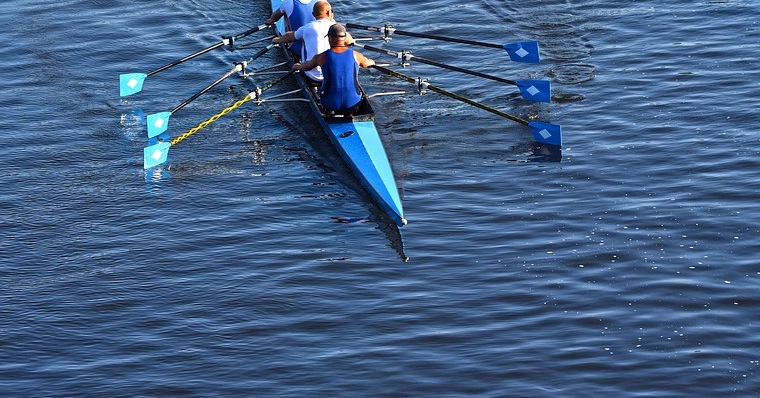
[{"left": 268, "top": 0, "right": 406, "bottom": 226}]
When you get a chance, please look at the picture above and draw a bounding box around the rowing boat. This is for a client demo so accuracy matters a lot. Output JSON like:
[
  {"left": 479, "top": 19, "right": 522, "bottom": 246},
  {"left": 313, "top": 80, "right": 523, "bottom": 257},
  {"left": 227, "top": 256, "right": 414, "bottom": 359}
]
[
  {"left": 267, "top": 0, "right": 406, "bottom": 226},
  {"left": 134, "top": 4, "right": 560, "bottom": 230}
]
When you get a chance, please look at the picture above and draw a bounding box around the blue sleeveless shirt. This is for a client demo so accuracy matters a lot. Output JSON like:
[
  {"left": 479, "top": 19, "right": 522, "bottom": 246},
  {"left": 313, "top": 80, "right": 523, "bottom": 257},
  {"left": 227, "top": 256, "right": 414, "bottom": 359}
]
[
  {"left": 320, "top": 49, "right": 362, "bottom": 112},
  {"left": 287, "top": 0, "right": 316, "bottom": 57},
  {"left": 288, "top": 0, "right": 316, "bottom": 32}
]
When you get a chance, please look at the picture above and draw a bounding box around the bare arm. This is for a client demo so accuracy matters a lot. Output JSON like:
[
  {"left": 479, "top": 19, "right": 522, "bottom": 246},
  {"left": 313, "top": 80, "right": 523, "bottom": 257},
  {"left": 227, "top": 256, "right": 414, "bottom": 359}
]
[
  {"left": 265, "top": 9, "right": 283, "bottom": 25},
  {"left": 273, "top": 31, "right": 296, "bottom": 45},
  {"left": 294, "top": 53, "right": 326, "bottom": 72},
  {"left": 354, "top": 51, "right": 375, "bottom": 68}
]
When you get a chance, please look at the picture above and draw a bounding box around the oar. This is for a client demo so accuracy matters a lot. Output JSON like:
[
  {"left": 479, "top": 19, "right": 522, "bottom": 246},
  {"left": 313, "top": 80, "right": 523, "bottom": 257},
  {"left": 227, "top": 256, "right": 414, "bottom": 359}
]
[
  {"left": 346, "top": 23, "right": 540, "bottom": 63},
  {"left": 143, "top": 70, "right": 295, "bottom": 169},
  {"left": 371, "top": 65, "right": 561, "bottom": 147},
  {"left": 120, "top": 24, "right": 269, "bottom": 97},
  {"left": 355, "top": 43, "right": 551, "bottom": 103},
  {"left": 146, "top": 43, "right": 276, "bottom": 137},
  {"left": 146, "top": 64, "right": 241, "bottom": 138}
]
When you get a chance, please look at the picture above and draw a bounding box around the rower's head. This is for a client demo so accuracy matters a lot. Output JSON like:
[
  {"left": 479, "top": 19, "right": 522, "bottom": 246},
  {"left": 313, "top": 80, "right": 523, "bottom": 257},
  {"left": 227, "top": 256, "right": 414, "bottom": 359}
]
[
  {"left": 327, "top": 23, "right": 348, "bottom": 46},
  {"left": 313, "top": 1, "right": 332, "bottom": 19}
]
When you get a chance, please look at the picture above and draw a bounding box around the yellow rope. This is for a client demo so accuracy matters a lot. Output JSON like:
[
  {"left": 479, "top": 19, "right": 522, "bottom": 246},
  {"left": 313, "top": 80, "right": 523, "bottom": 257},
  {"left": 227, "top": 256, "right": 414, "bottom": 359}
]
[{"left": 170, "top": 94, "right": 253, "bottom": 146}]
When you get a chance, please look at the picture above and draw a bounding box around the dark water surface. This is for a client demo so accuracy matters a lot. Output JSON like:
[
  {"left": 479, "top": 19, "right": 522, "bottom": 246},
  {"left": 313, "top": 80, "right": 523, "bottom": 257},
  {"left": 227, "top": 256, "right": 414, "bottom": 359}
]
[{"left": 2, "top": 0, "right": 760, "bottom": 396}]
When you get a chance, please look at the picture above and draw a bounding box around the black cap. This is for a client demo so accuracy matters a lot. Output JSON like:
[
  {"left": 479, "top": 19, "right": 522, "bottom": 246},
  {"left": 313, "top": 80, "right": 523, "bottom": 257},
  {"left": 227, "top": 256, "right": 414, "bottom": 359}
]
[{"left": 327, "top": 23, "right": 347, "bottom": 38}]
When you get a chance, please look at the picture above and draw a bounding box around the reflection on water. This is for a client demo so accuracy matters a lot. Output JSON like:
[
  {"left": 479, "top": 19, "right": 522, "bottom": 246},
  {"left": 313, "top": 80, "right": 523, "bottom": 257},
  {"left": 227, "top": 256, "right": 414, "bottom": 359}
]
[
  {"left": 240, "top": 139, "right": 268, "bottom": 164},
  {"left": 145, "top": 166, "right": 171, "bottom": 184},
  {"left": 529, "top": 143, "right": 563, "bottom": 163},
  {"left": 367, "top": 208, "right": 409, "bottom": 262},
  {"left": 7, "top": 0, "right": 760, "bottom": 395}
]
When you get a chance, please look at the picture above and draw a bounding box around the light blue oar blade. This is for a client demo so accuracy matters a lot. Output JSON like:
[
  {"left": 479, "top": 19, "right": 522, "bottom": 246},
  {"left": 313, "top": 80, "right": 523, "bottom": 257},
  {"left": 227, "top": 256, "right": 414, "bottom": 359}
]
[
  {"left": 515, "top": 80, "right": 551, "bottom": 103},
  {"left": 143, "top": 141, "right": 172, "bottom": 169},
  {"left": 146, "top": 111, "right": 172, "bottom": 138},
  {"left": 503, "top": 41, "right": 540, "bottom": 63},
  {"left": 120, "top": 73, "right": 147, "bottom": 96},
  {"left": 528, "top": 121, "right": 562, "bottom": 147}
]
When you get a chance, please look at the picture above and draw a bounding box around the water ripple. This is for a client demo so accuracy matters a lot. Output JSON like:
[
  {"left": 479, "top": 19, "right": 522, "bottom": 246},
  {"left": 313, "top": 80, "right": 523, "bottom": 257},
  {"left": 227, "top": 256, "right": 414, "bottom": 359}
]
[{"left": 3, "top": 0, "right": 760, "bottom": 396}]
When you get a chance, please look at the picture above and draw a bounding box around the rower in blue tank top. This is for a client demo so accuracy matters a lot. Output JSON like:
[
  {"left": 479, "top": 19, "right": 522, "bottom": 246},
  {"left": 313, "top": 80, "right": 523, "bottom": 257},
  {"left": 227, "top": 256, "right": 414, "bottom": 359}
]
[
  {"left": 265, "top": 0, "right": 317, "bottom": 58},
  {"left": 320, "top": 48, "right": 361, "bottom": 112},
  {"left": 294, "top": 24, "right": 376, "bottom": 113},
  {"left": 272, "top": 1, "right": 335, "bottom": 82},
  {"left": 288, "top": 0, "right": 316, "bottom": 33}
]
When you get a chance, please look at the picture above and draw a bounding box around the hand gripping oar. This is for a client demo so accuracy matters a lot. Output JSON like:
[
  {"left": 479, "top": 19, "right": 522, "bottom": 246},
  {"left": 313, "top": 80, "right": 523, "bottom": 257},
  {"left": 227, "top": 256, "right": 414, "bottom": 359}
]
[
  {"left": 143, "top": 70, "right": 295, "bottom": 169},
  {"left": 355, "top": 43, "right": 550, "bottom": 103},
  {"left": 371, "top": 65, "right": 561, "bottom": 147},
  {"left": 146, "top": 43, "right": 276, "bottom": 137},
  {"left": 120, "top": 24, "right": 269, "bottom": 97},
  {"left": 346, "top": 23, "right": 540, "bottom": 63}
]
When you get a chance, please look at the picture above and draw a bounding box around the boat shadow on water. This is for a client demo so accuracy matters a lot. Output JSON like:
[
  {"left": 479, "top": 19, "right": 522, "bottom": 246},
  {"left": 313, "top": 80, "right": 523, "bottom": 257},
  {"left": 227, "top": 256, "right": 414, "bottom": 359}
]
[{"left": 249, "top": 77, "right": 409, "bottom": 262}]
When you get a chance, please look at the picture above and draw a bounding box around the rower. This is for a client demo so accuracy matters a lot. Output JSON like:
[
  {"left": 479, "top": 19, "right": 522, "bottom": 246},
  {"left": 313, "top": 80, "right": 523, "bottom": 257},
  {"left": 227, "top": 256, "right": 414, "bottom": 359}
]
[
  {"left": 294, "top": 24, "right": 375, "bottom": 113},
  {"left": 265, "top": 0, "right": 318, "bottom": 57},
  {"left": 273, "top": 0, "right": 334, "bottom": 82}
]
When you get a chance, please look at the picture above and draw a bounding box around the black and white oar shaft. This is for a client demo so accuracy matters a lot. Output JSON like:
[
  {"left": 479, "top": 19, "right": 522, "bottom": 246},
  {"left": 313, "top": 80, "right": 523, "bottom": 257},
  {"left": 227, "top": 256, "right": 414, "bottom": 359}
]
[
  {"left": 120, "top": 24, "right": 269, "bottom": 97},
  {"left": 146, "top": 64, "right": 243, "bottom": 138},
  {"left": 145, "top": 43, "right": 276, "bottom": 137},
  {"left": 371, "top": 65, "right": 561, "bottom": 147},
  {"left": 346, "top": 23, "right": 540, "bottom": 63},
  {"left": 143, "top": 70, "right": 295, "bottom": 169},
  {"left": 355, "top": 43, "right": 551, "bottom": 103}
]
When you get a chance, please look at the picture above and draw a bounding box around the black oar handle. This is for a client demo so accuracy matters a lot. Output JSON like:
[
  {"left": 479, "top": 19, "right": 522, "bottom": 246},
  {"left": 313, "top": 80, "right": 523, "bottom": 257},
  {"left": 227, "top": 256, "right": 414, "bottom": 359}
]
[
  {"left": 371, "top": 65, "right": 528, "bottom": 126},
  {"left": 346, "top": 23, "right": 502, "bottom": 50}
]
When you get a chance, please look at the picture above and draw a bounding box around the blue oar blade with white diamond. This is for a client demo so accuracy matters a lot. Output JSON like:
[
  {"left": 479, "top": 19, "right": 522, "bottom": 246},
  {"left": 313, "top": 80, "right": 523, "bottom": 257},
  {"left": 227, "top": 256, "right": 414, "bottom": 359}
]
[
  {"left": 503, "top": 41, "right": 540, "bottom": 63},
  {"left": 515, "top": 79, "right": 551, "bottom": 103},
  {"left": 143, "top": 141, "right": 172, "bottom": 169},
  {"left": 146, "top": 111, "right": 172, "bottom": 138},
  {"left": 120, "top": 73, "right": 147, "bottom": 97},
  {"left": 528, "top": 121, "right": 562, "bottom": 147}
]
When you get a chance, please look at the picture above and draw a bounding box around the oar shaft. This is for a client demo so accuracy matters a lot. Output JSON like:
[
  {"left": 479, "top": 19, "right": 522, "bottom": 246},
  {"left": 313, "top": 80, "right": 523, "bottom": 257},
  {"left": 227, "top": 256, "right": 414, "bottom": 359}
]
[
  {"left": 232, "top": 24, "right": 269, "bottom": 40},
  {"left": 395, "top": 29, "right": 504, "bottom": 49},
  {"left": 147, "top": 24, "right": 269, "bottom": 76},
  {"left": 170, "top": 69, "right": 295, "bottom": 147},
  {"left": 173, "top": 42, "right": 275, "bottom": 112},
  {"left": 359, "top": 43, "right": 517, "bottom": 86},
  {"left": 160, "top": 43, "right": 276, "bottom": 130},
  {"left": 427, "top": 83, "right": 528, "bottom": 125},
  {"left": 147, "top": 43, "right": 224, "bottom": 76},
  {"left": 246, "top": 42, "right": 277, "bottom": 65},
  {"left": 257, "top": 69, "right": 296, "bottom": 93},
  {"left": 412, "top": 55, "right": 517, "bottom": 86},
  {"left": 346, "top": 23, "right": 502, "bottom": 49},
  {"left": 357, "top": 43, "right": 396, "bottom": 58},
  {"left": 371, "top": 65, "right": 528, "bottom": 126},
  {"left": 171, "top": 65, "right": 242, "bottom": 113}
]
